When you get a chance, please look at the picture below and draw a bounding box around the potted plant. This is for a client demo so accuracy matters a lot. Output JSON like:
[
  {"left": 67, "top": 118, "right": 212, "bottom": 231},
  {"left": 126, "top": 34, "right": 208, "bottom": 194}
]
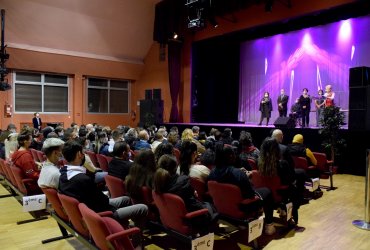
[{"left": 319, "top": 106, "right": 346, "bottom": 163}]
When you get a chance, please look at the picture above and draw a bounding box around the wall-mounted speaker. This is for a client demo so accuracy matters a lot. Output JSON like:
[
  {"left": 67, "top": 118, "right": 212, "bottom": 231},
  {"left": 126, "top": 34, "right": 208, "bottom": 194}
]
[
  {"left": 145, "top": 89, "right": 152, "bottom": 100},
  {"left": 349, "top": 66, "right": 370, "bottom": 87}
]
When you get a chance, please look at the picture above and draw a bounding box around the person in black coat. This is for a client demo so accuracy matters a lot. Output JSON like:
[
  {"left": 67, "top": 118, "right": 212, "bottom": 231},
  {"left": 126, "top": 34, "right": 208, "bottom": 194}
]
[
  {"left": 32, "top": 112, "right": 42, "bottom": 130},
  {"left": 299, "top": 88, "right": 311, "bottom": 128},
  {"left": 277, "top": 89, "right": 289, "bottom": 117},
  {"left": 107, "top": 141, "right": 132, "bottom": 180},
  {"left": 258, "top": 92, "right": 273, "bottom": 126}
]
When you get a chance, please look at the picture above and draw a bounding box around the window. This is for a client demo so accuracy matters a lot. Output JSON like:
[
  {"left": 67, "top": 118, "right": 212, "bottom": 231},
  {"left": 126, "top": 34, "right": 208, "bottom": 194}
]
[
  {"left": 14, "top": 72, "right": 69, "bottom": 113},
  {"left": 87, "top": 78, "right": 130, "bottom": 114}
]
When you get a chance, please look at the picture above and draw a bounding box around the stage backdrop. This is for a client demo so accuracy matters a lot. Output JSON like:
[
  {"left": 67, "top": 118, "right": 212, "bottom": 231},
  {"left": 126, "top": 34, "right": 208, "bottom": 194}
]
[{"left": 239, "top": 15, "right": 370, "bottom": 125}]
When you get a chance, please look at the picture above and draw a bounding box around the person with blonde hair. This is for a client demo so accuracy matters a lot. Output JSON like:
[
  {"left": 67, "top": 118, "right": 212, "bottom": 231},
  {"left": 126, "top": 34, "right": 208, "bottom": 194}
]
[
  {"left": 177, "top": 128, "right": 205, "bottom": 154},
  {"left": 324, "top": 84, "right": 335, "bottom": 107}
]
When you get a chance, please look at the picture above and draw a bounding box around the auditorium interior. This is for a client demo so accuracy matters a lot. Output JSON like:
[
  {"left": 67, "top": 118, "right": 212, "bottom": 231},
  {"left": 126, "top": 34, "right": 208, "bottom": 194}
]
[{"left": 1, "top": 0, "right": 370, "bottom": 249}]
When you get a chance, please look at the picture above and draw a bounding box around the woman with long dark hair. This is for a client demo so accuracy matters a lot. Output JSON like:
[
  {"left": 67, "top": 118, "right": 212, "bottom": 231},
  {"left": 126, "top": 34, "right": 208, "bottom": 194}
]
[
  {"left": 125, "top": 149, "right": 157, "bottom": 202},
  {"left": 178, "top": 140, "right": 210, "bottom": 182},
  {"left": 259, "top": 137, "right": 300, "bottom": 225}
]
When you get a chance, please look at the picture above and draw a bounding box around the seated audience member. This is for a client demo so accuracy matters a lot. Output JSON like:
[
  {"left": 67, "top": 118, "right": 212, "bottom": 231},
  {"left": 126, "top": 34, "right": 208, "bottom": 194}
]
[
  {"left": 220, "top": 128, "right": 234, "bottom": 145},
  {"left": 287, "top": 134, "right": 317, "bottom": 166},
  {"left": 54, "top": 126, "right": 65, "bottom": 139},
  {"left": 58, "top": 140, "right": 148, "bottom": 232},
  {"left": 125, "top": 149, "right": 157, "bottom": 202},
  {"left": 192, "top": 126, "right": 200, "bottom": 140},
  {"left": 198, "top": 132, "right": 207, "bottom": 145},
  {"left": 76, "top": 137, "right": 107, "bottom": 184},
  {"left": 133, "top": 130, "right": 152, "bottom": 150},
  {"left": 271, "top": 129, "right": 309, "bottom": 201},
  {"left": 259, "top": 138, "right": 301, "bottom": 225},
  {"left": 95, "top": 131, "right": 110, "bottom": 155},
  {"left": 5, "top": 132, "right": 19, "bottom": 160},
  {"left": 154, "top": 154, "right": 217, "bottom": 235},
  {"left": 175, "top": 128, "right": 205, "bottom": 154},
  {"left": 200, "top": 140, "right": 215, "bottom": 168},
  {"left": 151, "top": 130, "right": 167, "bottom": 153},
  {"left": 167, "top": 131, "right": 179, "bottom": 147},
  {"left": 108, "top": 141, "right": 132, "bottom": 180},
  {"left": 124, "top": 128, "right": 138, "bottom": 149},
  {"left": 38, "top": 138, "right": 65, "bottom": 189},
  {"left": 12, "top": 131, "right": 41, "bottom": 193},
  {"left": 42, "top": 126, "right": 55, "bottom": 141},
  {"left": 0, "top": 124, "right": 17, "bottom": 159},
  {"left": 178, "top": 140, "right": 210, "bottom": 182},
  {"left": 207, "top": 143, "right": 276, "bottom": 235},
  {"left": 29, "top": 129, "right": 43, "bottom": 151},
  {"left": 238, "top": 131, "right": 260, "bottom": 165},
  {"left": 154, "top": 143, "right": 174, "bottom": 164},
  {"left": 108, "top": 129, "right": 124, "bottom": 153}
]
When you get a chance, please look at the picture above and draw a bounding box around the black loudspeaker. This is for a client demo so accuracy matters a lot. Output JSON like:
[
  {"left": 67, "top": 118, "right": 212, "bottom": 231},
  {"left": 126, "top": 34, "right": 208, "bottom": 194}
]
[
  {"left": 140, "top": 100, "right": 164, "bottom": 125},
  {"left": 349, "top": 85, "right": 370, "bottom": 130},
  {"left": 153, "top": 88, "right": 162, "bottom": 100},
  {"left": 145, "top": 89, "right": 152, "bottom": 100},
  {"left": 273, "top": 117, "right": 296, "bottom": 129},
  {"left": 349, "top": 67, "right": 370, "bottom": 87}
]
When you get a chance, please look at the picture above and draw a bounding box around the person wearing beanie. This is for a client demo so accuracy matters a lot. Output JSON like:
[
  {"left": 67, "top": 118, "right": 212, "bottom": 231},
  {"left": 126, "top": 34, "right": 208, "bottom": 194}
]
[
  {"left": 287, "top": 134, "right": 317, "bottom": 166},
  {"left": 38, "top": 138, "right": 65, "bottom": 189}
]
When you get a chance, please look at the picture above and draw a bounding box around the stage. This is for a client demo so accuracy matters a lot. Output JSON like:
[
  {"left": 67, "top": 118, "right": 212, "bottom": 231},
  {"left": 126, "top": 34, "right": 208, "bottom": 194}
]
[{"left": 163, "top": 122, "right": 366, "bottom": 176}]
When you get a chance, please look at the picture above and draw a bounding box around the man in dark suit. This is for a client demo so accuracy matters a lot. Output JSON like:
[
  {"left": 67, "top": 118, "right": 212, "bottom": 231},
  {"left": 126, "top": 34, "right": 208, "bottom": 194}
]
[
  {"left": 32, "top": 112, "right": 42, "bottom": 130},
  {"left": 277, "top": 89, "right": 289, "bottom": 117}
]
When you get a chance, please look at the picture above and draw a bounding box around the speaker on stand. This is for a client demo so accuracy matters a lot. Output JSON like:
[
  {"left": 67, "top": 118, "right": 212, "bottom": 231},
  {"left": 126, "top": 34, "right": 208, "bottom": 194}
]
[{"left": 348, "top": 66, "right": 370, "bottom": 130}]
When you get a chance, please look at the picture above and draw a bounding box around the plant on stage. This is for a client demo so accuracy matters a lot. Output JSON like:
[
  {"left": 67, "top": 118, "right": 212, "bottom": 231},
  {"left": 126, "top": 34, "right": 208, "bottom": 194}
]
[{"left": 319, "top": 106, "right": 346, "bottom": 162}]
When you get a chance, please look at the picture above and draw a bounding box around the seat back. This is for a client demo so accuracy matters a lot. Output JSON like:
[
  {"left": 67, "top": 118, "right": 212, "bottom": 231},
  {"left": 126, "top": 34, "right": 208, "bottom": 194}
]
[
  {"left": 189, "top": 177, "right": 207, "bottom": 201},
  {"left": 78, "top": 203, "right": 136, "bottom": 250},
  {"left": 173, "top": 148, "right": 181, "bottom": 164},
  {"left": 36, "top": 150, "right": 46, "bottom": 163},
  {"left": 104, "top": 175, "right": 126, "bottom": 198},
  {"left": 96, "top": 154, "right": 109, "bottom": 171},
  {"left": 313, "top": 152, "right": 331, "bottom": 179},
  {"left": 85, "top": 151, "right": 99, "bottom": 168},
  {"left": 292, "top": 156, "right": 309, "bottom": 171},
  {"left": 42, "top": 188, "right": 69, "bottom": 221},
  {"left": 207, "top": 181, "right": 245, "bottom": 219},
  {"left": 152, "top": 191, "right": 190, "bottom": 235},
  {"left": 0, "top": 158, "right": 7, "bottom": 177},
  {"left": 10, "top": 165, "right": 28, "bottom": 195},
  {"left": 250, "top": 170, "right": 285, "bottom": 203},
  {"left": 29, "top": 148, "right": 39, "bottom": 162},
  {"left": 3, "top": 160, "right": 17, "bottom": 186},
  {"left": 247, "top": 158, "right": 258, "bottom": 170},
  {"left": 58, "top": 193, "right": 89, "bottom": 237}
]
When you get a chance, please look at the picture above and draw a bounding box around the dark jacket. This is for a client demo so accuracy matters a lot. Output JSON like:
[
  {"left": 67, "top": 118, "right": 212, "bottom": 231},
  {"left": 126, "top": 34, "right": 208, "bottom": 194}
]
[
  {"left": 108, "top": 158, "right": 132, "bottom": 180},
  {"left": 166, "top": 174, "right": 204, "bottom": 212},
  {"left": 208, "top": 166, "right": 255, "bottom": 199},
  {"left": 59, "top": 166, "right": 113, "bottom": 213}
]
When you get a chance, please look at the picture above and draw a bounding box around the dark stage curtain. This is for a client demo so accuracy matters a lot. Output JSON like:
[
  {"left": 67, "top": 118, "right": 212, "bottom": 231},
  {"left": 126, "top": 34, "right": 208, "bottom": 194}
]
[{"left": 168, "top": 41, "right": 182, "bottom": 122}]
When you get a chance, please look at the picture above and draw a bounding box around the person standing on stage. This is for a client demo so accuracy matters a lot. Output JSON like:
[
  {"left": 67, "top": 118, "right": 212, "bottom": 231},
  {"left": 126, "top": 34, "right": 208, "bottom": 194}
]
[
  {"left": 315, "top": 89, "right": 325, "bottom": 127},
  {"left": 32, "top": 112, "right": 42, "bottom": 130},
  {"left": 299, "top": 88, "right": 311, "bottom": 128},
  {"left": 277, "top": 89, "right": 289, "bottom": 117},
  {"left": 324, "top": 84, "right": 335, "bottom": 107},
  {"left": 258, "top": 92, "right": 273, "bottom": 126}
]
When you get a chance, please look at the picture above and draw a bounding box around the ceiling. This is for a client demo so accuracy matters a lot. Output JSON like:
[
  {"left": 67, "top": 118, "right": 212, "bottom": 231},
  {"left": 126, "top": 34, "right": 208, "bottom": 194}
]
[{"left": 1, "top": 0, "right": 161, "bottom": 64}]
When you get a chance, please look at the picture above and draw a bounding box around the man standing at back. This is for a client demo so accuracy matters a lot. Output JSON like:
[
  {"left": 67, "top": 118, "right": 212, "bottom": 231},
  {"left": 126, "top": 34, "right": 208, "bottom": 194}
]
[
  {"left": 277, "top": 89, "right": 289, "bottom": 117},
  {"left": 32, "top": 112, "right": 42, "bottom": 130}
]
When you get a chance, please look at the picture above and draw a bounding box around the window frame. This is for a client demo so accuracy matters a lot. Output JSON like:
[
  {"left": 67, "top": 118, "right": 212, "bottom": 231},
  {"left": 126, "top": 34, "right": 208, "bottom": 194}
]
[
  {"left": 86, "top": 77, "right": 131, "bottom": 114},
  {"left": 13, "top": 71, "right": 70, "bottom": 114}
]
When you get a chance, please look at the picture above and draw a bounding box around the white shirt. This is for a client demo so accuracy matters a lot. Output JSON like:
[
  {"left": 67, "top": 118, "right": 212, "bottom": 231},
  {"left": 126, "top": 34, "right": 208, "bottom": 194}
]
[
  {"left": 38, "top": 161, "right": 60, "bottom": 189},
  {"left": 176, "top": 164, "right": 210, "bottom": 182}
]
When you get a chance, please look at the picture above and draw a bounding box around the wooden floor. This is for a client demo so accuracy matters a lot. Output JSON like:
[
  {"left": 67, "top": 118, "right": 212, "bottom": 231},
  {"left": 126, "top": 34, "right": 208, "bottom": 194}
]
[{"left": 0, "top": 174, "right": 369, "bottom": 250}]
